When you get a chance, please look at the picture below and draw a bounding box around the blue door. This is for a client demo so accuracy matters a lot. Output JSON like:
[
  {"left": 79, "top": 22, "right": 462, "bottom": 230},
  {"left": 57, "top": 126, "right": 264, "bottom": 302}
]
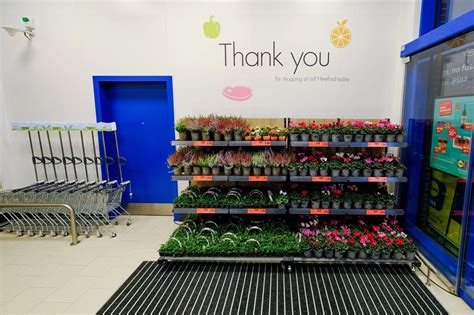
[{"left": 93, "top": 76, "right": 177, "bottom": 204}]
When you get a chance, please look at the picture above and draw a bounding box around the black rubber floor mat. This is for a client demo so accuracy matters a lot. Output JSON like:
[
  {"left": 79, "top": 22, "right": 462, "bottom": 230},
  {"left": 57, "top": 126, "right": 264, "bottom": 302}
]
[{"left": 97, "top": 261, "right": 448, "bottom": 315}]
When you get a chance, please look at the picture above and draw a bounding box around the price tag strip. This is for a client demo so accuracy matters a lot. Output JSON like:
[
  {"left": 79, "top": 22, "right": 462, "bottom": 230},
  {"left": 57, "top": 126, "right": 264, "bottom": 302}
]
[
  {"left": 308, "top": 142, "right": 329, "bottom": 147},
  {"left": 366, "top": 209, "right": 386, "bottom": 215},
  {"left": 247, "top": 208, "right": 267, "bottom": 214},
  {"left": 311, "top": 176, "right": 332, "bottom": 182},
  {"left": 368, "top": 177, "right": 388, "bottom": 182},
  {"left": 310, "top": 209, "right": 330, "bottom": 215},
  {"left": 368, "top": 142, "right": 388, "bottom": 148},
  {"left": 192, "top": 176, "right": 213, "bottom": 181},
  {"left": 248, "top": 176, "right": 268, "bottom": 182},
  {"left": 196, "top": 208, "right": 217, "bottom": 214},
  {"left": 251, "top": 141, "right": 272, "bottom": 146},
  {"left": 193, "top": 141, "right": 214, "bottom": 146}
]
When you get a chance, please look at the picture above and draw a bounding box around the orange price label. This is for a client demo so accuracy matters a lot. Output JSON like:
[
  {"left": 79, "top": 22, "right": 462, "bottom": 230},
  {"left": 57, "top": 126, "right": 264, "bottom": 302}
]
[
  {"left": 251, "top": 141, "right": 272, "bottom": 146},
  {"left": 368, "top": 142, "right": 388, "bottom": 147},
  {"left": 310, "top": 209, "right": 330, "bottom": 215},
  {"left": 368, "top": 177, "right": 388, "bottom": 182},
  {"left": 196, "top": 208, "right": 216, "bottom": 214},
  {"left": 308, "top": 141, "right": 329, "bottom": 147},
  {"left": 367, "top": 209, "right": 386, "bottom": 215},
  {"left": 312, "top": 176, "right": 332, "bottom": 182},
  {"left": 249, "top": 176, "right": 268, "bottom": 182},
  {"left": 193, "top": 141, "right": 213, "bottom": 146},
  {"left": 192, "top": 176, "right": 213, "bottom": 181},
  {"left": 247, "top": 208, "right": 267, "bottom": 214}
]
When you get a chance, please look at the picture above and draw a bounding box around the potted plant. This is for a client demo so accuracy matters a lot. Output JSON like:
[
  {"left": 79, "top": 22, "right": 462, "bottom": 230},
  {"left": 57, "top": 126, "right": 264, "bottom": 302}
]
[
  {"left": 321, "top": 190, "right": 331, "bottom": 209},
  {"left": 198, "top": 116, "right": 212, "bottom": 141},
  {"left": 311, "top": 191, "right": 321, "bottom": 208},
  {"left": 346, "top": 238, "right": 358, "bottom": 259},
  {"left": 187, "top": 117, "right": 202, "bottom": 141},
  {"left": 289, "top": 191, "right": 300, "bottom": 208},
  {"left": 374, "top": 193, "right": 385, "bottom": 210},
  {"left": 385, "top": 123, "right": 398, "bottom": 142},
  {"left": 319, "top": 160, "right": 330, "bottom": 176},
  {"left": 405, "top": 240, "right": 416, "bottom": 260},
  {"left": 384, "top": 160, "right": 396, "bottom": 177},
  {"left": 353, "top": 194, "right": 363, "bottom": 209},
  {"left": 394, "top": 124, "right": 405, "bottom": 143},
  {"left": 329, "top": 159, "right": 342, "bottom": 177},
  {"left": 320, "top": 124, "right": 330, "bottom": 142},
  {"left": 264, "top": 156, "right": 272, "bottom": 176},
  {"left": 167, "top": 150, "right": 185, "bottom": 176},
  {"left": 385, "top": 194, "right": 395, "bottom": 209},
  {"left": 308, "top": 162, "right": 319, "bottom": 176},
  {"left": 341, "top": 123, "right": 357, "bottom": 142},
  {"left": 298, "top": 164, "right": 308, "bottom": 176},
  {"left": 380, "top": 241, "right": 392, "bottom": 260},
  {"left": 395, "top": 164, "right": 406, "bottom": 177},
  {"left": 343, "top": 193, "right": 352, "bottom": 209},
  {"left": 373, "top": 123, "right": 387, "bottom": 142},
  {"left": 288, "top": 162, "right": 299, "bottom": 177},
  {"left": 198, "top": 155, "right": 211, "bottom": 175},
  {"left": 251, "top": 151, "right": 266, "bottom": 176},
  {"left": 330, "top": 123, "right": 342, "bottom": 142},
  {"left": 175, "top": 117, "right": 189, "bottom": 141},
  {"left": 222, "top": 151, "right": 234, "bottom": 176},
  {"left": 363, "top": 123, "right": 375, "bottom": 142},
  {"left": 372, "top": 158, "right": 384, "bottom": 177},
  {"left": 368, "top": 242, "right": 381, "bottom": 260},
  {"left": 269, "top": 128, "right": 279, "bottom": 141},
  {"left": 362, "top": 158, "right": 373, "bottom": 177},
  {"left": 323, "top": 238, "right": 334, "bottom": 258},
  {"left": 350, "top": 159, "right": 363, "bottom": 177},
  {"left": 351, "top": 121, "right": 365, "bottom": 142},
  {"left": 302, "top": 241, "right": 313, "bottom": 257},
  {"left": 313, "top": 237, "right": 324, "bottom": 258},
  {"left": 309, "top": 122, "right": 320, "bottom": 141},
  {"left": 244, "top": 128, "right": 252, "bottom": 141},
  {"left": 300, "top": 191, "right": 310, "bottom": 208},
  {"left": 363, "top": 194, "right": 374, "bottom": 209},
  {"left": 233, "top": 117, "right": 248, "bottom": 141},
  {"left": 279, "top": 128, "right": 288, "bottom": 141},
  {"left": 261, "top": 127, "right": 271, "bottom": 141},
  {"left": 334, "top": 240, "right": 348, "bottom": 259},
  {"left": 341, "top": 159, "right": 351, "bottom": 177},
  {"left": 332, "top": 194, "right": 341, "bottom": 209},
  {"left": 208, "top": 154, "right": 221, "bottom": 175},
  {"left": 299, "top": 123, "right": 310, "bottom": 141},
  {"left": 275, "top": 190, "right": 288, "bottom": 210},
  {"left": 289, "top": 121, "right": 306, "bottom": 141}
]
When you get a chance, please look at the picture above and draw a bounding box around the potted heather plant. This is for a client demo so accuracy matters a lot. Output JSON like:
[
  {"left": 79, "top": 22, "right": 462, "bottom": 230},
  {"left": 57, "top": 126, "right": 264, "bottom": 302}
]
[
  {"left": 334, "top": 240, "right": 348, "bottom": 259},
  {"left": 182, "top": 149, "right": 195, "bottom": 176},
  {"left": 199, "top": 155, "right": 211, "bottom": 175},
  {"left": 275, "top": 190, "right": 289, "bottom": 210},
  {"left": 252, "top": 151, "right": 266, "bottom": 176},
  {"left": 197, "top": 116, "right": 212, "bottom": 141},
  {"left": 311, "top": 191, "right": 321, "bottom": 208},
  {"left": 187, "top": 117, "right": 202, "bottom": 141},
  {"left": 233, "top": 117, "right": 248, "bottom": 141},
  {"left": 175, "top": 117, "right": 189, "bottom": 141},
  {"left": 222, "top": 151, "right": 234, "bottom": 176},
  {"left": 241, "top": 152, "right": 252, "bottom": 176},
  {"left": 208, "top": 154, "right": 221, "bottom": 175},
  {"left": 167, "top": 152, "right": 183, "bottom": 176}
]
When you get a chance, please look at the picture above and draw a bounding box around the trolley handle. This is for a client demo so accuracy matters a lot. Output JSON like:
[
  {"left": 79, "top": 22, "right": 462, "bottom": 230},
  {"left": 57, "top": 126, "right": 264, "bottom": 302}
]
[
  {"left": 51, "top": 156, "right": 62, "bottom": 165},
  {"left": 84, "top": 157, "right": 95, "bottom": 165},
  {"left": 119, "top": 157, "right": 128, "bottom": 165},
  {"left": 64, "top": 156, "right": 82, "bottom": 165},
  {"left": 42, "top": 157, "right": 53, "bottom": 165},
  {"left": 32, "top": 156, "right": 43, "bottom": 165}
]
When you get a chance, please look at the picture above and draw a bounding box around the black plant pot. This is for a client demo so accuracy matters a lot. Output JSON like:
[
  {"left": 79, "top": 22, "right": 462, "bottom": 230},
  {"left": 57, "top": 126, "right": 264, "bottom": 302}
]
[
  {"left": 311, "top": 134, "right": 321, "bottom": 141},
  {"left": 381, "top": 252, "right": 391, "bottom": 260},
  {"left": 347, "top": 250, "right": 357, "bottom": 259},
  {"left": 335, "top": 251, "right": 345, "bottom": 259},
  {"left": 374, "top": 134, "right": 385, "bottom": 142},
  {"left": 178, "top": 131, "right": 189, "bottom": 141},
  {"left": 320, "top": 169, "right": 329, "bottom": 176},
  {"left": 395, "top": 168, "right": 405, "bottom": 177},
  {"left": 253, "top": 167, "right": 262, "bottom": 176},
  {"left": 358, "top": 251, "right": 368, "bottom": 259},
  {"left": 272, "top": 167, "right": 281, "bottom": 176},
  {"left": 352, "top": 169, "right": 360, "bottom": 177},
  {"left": 370, "top": 252, "right": 381, "bottom": 260},
  {"left": 191, "top": 131, "right": 201, "bottom": 141},
  {"left": 300, "top": 134, "right": 310, "bottom": 142},
  {"left": 290, "top": 200, "right": 300, "bottom": 208},
  {"left": 183, "top": 166, "right": 192, "bottom": 175},
  {"left": 193, "top": 166, "right": 202, "bottom": 175},
  {"left": 202, "top": 132, "right": 212, "bottom": 141},
  {"left": 234, "top": 131, "right": 243, "bottom": 141},
  {"left": 385, "top": 170, "right": 394, "bottom": 177},
  {"left": 364, "top": 134, "right": 373, "bottom": 142},
  {"left": 341, "top": 169, "right": 350, "bottom": 177},
  {"left": 234, "top": 167, "right": 242, "bottom": 176},
  {"left": 264, "top": 167, "right": 272, "bottom": 176},
  {"left": 202, "top": 167, "right": 211, "bottom": 175},
  {"left": 324, "top": 250, "right": 334, "bottom": 258},
  {"left": 386, "top": 134, "right": 396, "bottom": 142},
  {"left": 373, "top": 169, "right": 384, "bottom": 177},
  {"left": 343, "top": 134, "right": 353, "bottom": 142},
  {"left": 299, "top": 168, "right": 309, "bottom": 176},
  {"left": 224, "top": 167, "right": 233, "bottom": 176},
  {"left": 212, "top": 167, "right": 221, "bottom": 176},
  {"left": 290, "top": 134, "right": 299, "bottom": 142},
  {"left": 355, "top": 134, "right": 364, "bottom": 142},
  {"left": 309, "top": 169, "right": 318, "bottom": 176},
  {"left": 321, "top": 134, "right": 330, "bottom": 141},
  {"left": 363, "top": 169, "right": 373, "bottom": 177},
  {"left": 224, "top": 133, "right": 233, "bottom": 142}
]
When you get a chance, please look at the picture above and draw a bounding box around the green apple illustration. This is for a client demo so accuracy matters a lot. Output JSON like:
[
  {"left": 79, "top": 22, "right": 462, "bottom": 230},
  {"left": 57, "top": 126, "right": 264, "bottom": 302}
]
[{"left": 203, "top": 15, "right": 220, "bottom": 39}]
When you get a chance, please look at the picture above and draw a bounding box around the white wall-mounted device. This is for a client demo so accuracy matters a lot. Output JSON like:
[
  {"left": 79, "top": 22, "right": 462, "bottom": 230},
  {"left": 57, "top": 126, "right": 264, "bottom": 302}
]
[{"left": 1, "top": 17, "right": 35, "bottom": 39}]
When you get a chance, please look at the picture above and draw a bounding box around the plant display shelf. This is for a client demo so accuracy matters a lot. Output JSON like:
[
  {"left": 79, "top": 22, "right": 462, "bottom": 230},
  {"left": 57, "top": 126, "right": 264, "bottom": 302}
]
[
  {"left": 158, "top": 256, "right": 421, "bottom": 272},
  {"left": 171, "top": 175, "right": 287, "bottom": 182},
  {"left": 173, "top": 207, "right": 286, "bottom": 214},
  {"left": 289, "top": 208, "right": 405, "bottom": 216},
  {"left": 290, "top": 141, "right": 408, "bottom": 148},
  {"left": 289, "top": 176, "right": 408, "bottom": 183},
  {"left": 171, "top": 140, "right": 286, "bottom": 147}
]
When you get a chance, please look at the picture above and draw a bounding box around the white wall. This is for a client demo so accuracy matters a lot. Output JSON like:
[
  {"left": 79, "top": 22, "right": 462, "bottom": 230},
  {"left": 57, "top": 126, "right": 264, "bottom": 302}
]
[{"left": 0, "top": 0, "right": 421, "bottom": 188}]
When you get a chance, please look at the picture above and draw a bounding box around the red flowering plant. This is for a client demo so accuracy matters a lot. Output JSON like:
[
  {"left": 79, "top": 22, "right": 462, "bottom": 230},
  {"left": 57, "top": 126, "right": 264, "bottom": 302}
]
[
  {"left": 309, "top": 122, "right": 320, "bottom": 134},
  {"left": 288, "top": 121, "right": 308, "bottom": 135}
]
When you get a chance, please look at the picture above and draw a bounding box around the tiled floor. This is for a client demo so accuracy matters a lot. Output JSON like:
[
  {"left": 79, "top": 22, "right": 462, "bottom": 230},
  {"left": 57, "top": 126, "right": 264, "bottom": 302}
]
[{"left": 0, "top": 215, "right": 472, "bottom": 314}]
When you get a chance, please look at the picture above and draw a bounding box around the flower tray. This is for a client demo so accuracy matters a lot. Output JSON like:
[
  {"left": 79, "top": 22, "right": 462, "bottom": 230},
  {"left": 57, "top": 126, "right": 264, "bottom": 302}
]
[
  {"left": 228, "top": 141, "right": 286, "bottom": 147},
  {"left": 171, "top": 140, "right": 228, "bottom": 147},
  {"left": 289, "top": 208, "right": 405, "bottom": 216}
]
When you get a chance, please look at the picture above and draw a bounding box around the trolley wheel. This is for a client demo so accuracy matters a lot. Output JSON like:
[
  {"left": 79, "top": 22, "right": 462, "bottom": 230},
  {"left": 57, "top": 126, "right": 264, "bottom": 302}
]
[
  {"left": 50, "top": 231, "right": 57, "bottom": 237},
  {"left": 39, "top": 231, "right": 45, "bottom": 237},
  {"left": 16, "top": 231, "right": 23, "bottom": 237},
  {"left": 114, "top": 221, "right": 118, "bottom": 225},
  {"left": 28, "top": 231, "right": 34, "bottom": 237},
  {"left": 84, "top": 232, "right": 90, "bottom": 238},
  {"left": 287, "top": 265, "right": 292, "bottom": 273},
  {"left": 110, "top": 232, "right": 117, "bottom": 238},
  {"left": 127, "top": 220, "right": 132, "bottom": 226},
  {"left": 281, "top": 263, "right": 286, "bottom": 270},
  {"left": 96, "top": 231, "right": 102, "bottom": 238}
]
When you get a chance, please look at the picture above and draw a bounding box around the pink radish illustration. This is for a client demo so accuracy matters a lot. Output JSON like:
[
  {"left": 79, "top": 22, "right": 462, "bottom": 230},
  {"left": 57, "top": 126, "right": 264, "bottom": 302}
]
[{"left": 223, "top": 86, "right": 252, "bottom": 101}]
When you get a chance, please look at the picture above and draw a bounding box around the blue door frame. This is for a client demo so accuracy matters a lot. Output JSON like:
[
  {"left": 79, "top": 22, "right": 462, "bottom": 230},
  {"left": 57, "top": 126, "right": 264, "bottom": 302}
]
[
  {"left": 401, "top": 9, "right": 474, "bottom": 308},
  {"left": 92, "top": 75, "right": 177, "bottom": 205}
]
